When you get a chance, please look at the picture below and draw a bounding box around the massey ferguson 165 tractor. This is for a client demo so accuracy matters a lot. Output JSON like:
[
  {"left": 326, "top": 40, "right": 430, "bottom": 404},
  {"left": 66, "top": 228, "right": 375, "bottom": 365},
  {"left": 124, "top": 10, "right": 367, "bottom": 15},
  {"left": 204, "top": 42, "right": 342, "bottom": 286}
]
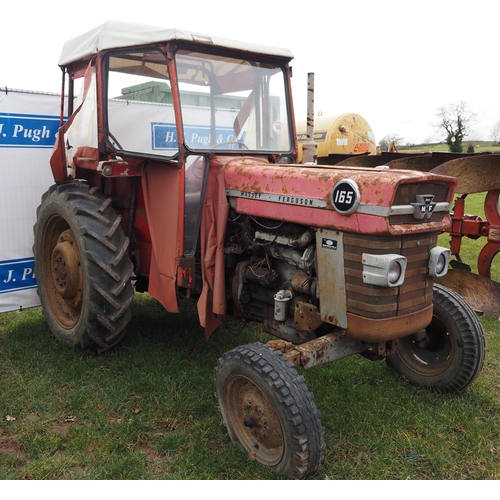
[{"left": 33, "top": 21, "right": 485, "bottom": 479}]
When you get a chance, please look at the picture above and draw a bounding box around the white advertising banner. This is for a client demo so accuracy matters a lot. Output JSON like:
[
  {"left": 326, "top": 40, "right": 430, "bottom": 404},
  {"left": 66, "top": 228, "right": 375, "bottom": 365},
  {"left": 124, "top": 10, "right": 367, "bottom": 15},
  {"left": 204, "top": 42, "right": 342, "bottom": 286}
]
[
  {"left": 0, "top": 89, "right": 60, "bottom": 312},
  {"left": 0, "top": 88, "right": 238, "bottom": 313}
]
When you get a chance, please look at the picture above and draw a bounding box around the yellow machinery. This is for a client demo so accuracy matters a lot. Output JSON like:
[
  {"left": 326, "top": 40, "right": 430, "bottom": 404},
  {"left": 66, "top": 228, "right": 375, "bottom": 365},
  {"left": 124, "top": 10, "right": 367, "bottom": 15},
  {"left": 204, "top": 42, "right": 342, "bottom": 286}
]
[{"left": 296, "top": 112, "right": 377, "bottom": 162}]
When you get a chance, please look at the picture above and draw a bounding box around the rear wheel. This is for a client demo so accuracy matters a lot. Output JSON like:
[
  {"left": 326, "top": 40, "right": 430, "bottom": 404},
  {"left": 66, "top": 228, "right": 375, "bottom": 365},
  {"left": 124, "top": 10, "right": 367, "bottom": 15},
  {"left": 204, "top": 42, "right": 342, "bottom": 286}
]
[
  {"left": 387, "top": 284, "right": 485, "bottom": 393},
  {"left": 33, "top": 181, "right": 134, "bottom": 353},
  {"left": 215, "top": 342, "right": 325, "bottom": 479}
]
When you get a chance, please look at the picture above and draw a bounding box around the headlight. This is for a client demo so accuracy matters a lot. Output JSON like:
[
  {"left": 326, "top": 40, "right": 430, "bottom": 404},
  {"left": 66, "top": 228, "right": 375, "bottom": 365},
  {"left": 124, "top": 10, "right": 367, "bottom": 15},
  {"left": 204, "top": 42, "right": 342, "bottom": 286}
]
[
  {"left": 362, "top": 253, "right": 407, "bottom": 287},
  {"left": 387, "top": 260, "right": 403, "bottom": 284},
  {"left": 428, "top": 246, "right": 450, "bottom": 277}
]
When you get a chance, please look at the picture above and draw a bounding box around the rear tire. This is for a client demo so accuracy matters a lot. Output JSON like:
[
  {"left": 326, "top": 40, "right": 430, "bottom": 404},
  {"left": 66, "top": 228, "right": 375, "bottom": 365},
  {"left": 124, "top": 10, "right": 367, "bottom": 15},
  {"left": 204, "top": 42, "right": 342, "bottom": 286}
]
[
  {"left": 215, "top": 342, "right": 325, "bottom": 479},
  {"left": 387, "top": 284, "right": 485, "bottom": 393},
  {"left": 33, "top": 181, "right": 134, "bottom": 353}
]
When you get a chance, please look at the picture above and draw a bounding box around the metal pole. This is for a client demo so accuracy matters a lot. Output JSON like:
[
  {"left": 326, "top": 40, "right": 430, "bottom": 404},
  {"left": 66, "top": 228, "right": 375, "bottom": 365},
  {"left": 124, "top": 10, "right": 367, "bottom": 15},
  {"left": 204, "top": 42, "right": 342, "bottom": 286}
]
[{"left": 302, "top": 72, "right": 317, "bottom": 164}]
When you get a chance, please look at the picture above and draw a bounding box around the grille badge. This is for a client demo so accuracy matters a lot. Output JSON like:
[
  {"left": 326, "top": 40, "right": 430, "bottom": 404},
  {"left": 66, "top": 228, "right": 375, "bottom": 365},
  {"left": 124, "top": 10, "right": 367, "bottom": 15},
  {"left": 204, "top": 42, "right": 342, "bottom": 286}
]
[{"left": 410, "top": 194, "right": 436, "bottom": 220}]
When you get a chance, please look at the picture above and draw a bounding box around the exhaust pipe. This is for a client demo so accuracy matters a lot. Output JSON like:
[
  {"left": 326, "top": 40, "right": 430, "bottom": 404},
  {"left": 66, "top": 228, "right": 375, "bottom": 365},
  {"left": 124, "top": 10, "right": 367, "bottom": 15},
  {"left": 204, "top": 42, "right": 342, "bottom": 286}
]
[{"left": 302, "top": 72, "right": 318, "bottom": 165}]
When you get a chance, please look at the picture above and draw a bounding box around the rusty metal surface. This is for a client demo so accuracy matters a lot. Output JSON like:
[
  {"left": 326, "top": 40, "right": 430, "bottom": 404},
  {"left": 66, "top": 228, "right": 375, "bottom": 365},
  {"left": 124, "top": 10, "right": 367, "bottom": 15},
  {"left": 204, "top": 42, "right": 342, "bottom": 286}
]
[
  {"left": 345, "top": 304, "right": 433, "bottom": 342},
  {"left": 224, "top": 158, "right": 456, "bottom": 236},
  {"left": 387, "top": 151, "right": 476, "bottom": 175},
  {"left": 269, "top": 333, "right": 367, "bottom": 369},
  {"left": 301, "top": 73, "right": 318, "bottom": 164},
  {"left": 325, "top": 151, "right": 489, "bottom": 175},
  {"left": 436, "top": 269, "right": 500, "bottom": 315},
  {"left": 294, "top": 301, "right": 323, "bottom": 332},
  {"left": 447, "top": 192, "right": 500, "bottom": 277},
  {"left": 477, "top": 189, "right": 500, "bottom": 278},
  {"left": 317, "top": 152, "right": 371, "bottom": 166},
  {"left": 223, "top": 368, "right": 284, "bottom": 465},
  {"left": 294, "top": 333, "right": 367, "bottom": 370},
  {"left": 430, "top": 154, "right": 500, "bottom": 194},
  {"left": 319, "top": 152, "right": 500, "bottom": 317},
  {"left": 46, "top": 228, "right": 83, "bottom": 329},
  {"left": 177, "top": 256, "right": 195, "bottom": 289},
  {"left": 335, "top": 152, "right": 427, "bottom": 168},
  {"left": 343, "top": 233, "right": 436, "bottom": 319}
]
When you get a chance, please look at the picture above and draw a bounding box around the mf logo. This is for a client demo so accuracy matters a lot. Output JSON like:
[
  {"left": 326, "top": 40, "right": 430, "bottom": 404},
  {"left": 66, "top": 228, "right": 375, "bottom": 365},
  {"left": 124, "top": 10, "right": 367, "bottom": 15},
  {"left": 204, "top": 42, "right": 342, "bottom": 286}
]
[{"left": 411, "top": 194, "right": 436, "bottom": 220}]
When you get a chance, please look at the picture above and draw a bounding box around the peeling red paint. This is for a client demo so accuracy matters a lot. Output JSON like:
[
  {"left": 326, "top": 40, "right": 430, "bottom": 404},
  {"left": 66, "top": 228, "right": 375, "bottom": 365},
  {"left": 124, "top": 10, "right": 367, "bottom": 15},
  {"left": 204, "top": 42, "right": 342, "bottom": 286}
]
[{"left": 223, "top": 160, "right": 455, "bottom": 235}]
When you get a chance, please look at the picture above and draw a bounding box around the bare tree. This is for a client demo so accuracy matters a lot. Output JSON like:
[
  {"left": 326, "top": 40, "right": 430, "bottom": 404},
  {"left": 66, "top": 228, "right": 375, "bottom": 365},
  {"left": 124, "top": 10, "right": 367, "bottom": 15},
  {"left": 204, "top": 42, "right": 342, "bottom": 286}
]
[
  {"left": 491, "top": 120, "right": 500, "bottom": 145},
  {"left": 435, "top": 101, "right": 476, "bottom": 153},
  {"left": 379, "top": 133, "right": 404, "bottom": 151}
]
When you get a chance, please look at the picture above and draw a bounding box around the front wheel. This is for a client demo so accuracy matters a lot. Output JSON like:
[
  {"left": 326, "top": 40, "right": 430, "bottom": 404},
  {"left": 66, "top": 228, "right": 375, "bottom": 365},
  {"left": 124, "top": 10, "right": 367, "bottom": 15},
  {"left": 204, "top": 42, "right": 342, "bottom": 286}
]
[
  {"left": 387, "top": 284, "right": 485, "bottom": 393},
  {"left": 215, "top": 342, "right": 325, "bottom": 479},
  {"left": 33, "top": 181, "right": 134, "bottom": 353}
]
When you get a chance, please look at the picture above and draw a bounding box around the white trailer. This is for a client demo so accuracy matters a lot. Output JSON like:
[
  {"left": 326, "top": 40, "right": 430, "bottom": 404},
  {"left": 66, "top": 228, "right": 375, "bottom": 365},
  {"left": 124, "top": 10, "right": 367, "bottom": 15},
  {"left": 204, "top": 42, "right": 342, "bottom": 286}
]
[{"left": 0, "top": 88, "right": 61, "bottom": 312}]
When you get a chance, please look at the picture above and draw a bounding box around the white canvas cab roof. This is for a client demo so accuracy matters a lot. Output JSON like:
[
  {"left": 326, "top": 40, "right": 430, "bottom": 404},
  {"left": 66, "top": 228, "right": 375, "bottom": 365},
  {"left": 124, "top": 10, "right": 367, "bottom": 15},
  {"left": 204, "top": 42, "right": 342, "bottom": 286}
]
[{"left": 58, "top": 20, "right": 294, "bottom": 66}]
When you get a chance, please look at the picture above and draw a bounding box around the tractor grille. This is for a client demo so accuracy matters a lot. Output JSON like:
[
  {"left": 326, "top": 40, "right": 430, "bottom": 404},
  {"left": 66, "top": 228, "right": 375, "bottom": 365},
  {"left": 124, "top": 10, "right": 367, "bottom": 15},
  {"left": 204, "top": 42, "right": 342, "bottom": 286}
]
[
  {"left": 389, "top": 183, "right": 450, "bottom": 225},
  {"left": 343, "top": 232, "right": 437, "bottom": 319}
]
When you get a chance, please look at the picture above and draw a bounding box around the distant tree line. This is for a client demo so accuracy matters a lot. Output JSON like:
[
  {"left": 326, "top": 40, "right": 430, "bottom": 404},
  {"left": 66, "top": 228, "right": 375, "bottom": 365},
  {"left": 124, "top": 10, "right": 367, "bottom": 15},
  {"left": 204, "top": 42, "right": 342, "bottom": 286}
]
[{"left": 378, "top": 101, "right": 500, "bottom": 152}]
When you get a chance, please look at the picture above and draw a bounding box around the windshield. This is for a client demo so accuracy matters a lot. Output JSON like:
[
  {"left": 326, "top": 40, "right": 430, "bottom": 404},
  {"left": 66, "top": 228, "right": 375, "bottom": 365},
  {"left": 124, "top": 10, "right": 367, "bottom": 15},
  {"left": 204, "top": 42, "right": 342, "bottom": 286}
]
[
  {"left": 105, "top": 49, "right": 176, "bottom": 157},
  {"left": 175, "top": 50, "right": 292, "bottom": 152},
  {"left": 104, "top": 48, "right": 292, "bottom": 157}
]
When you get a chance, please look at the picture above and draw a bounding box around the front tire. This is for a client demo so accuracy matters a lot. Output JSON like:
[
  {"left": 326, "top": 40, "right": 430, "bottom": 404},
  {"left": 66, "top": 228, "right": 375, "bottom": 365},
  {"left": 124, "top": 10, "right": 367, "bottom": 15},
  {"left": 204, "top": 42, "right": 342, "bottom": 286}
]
[
  {"left": 33, "top": 181, "right": 134, "bottom": 353},
  {"left": 387, "top": 284, "right": 485, "bottom": 393},
  {"left": 215, "top": 342, "right": 325, "bottom": 479}
]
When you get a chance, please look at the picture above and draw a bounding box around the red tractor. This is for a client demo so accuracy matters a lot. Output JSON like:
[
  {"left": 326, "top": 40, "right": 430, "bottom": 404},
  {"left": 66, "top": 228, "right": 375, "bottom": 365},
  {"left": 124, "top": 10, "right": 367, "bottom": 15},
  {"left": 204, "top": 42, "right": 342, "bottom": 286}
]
[{"left": 33, "top": 21, "right": 485, "bottom": 479}]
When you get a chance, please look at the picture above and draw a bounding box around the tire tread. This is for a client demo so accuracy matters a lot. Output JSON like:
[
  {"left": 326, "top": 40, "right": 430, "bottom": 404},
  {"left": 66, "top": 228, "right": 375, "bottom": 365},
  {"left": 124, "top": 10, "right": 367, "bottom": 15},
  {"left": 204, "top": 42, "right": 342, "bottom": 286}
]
[
  {"left": 33, "top": 181, "right": 134, "bottom": 353},
  {"left": 216, "top": 342, "right": 325, "bottom": 479}
]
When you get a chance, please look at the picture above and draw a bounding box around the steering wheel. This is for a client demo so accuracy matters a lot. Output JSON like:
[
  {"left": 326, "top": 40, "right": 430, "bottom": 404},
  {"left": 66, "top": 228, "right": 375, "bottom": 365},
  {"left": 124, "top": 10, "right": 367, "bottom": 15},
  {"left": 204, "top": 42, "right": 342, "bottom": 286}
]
[{"left": 212, "top": 140, "right": 249, "bottom": 150}]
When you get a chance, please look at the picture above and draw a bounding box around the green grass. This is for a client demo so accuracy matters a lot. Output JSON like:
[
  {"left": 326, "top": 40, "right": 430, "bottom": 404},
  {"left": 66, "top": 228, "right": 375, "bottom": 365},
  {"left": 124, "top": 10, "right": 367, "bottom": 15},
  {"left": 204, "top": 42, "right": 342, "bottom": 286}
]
[
  {"left": 400, "top": 142, "right": 500, "bottom": 154},
  {"left": 0, "top": 298, "right": 275, "bottom": 480},
  {"left": 2, "top": 196, "right": 500, "bottom": 480},
  {"left": 1, "top": 288, "right": 500, "bottom": 480}
]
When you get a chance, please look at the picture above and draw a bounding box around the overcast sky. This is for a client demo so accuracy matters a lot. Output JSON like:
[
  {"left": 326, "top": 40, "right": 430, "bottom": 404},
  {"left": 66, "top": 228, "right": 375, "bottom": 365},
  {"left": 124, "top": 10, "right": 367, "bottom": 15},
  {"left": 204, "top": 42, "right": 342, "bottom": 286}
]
[{"left": 2, "top": 0, "right": 497, "bottom": 145}]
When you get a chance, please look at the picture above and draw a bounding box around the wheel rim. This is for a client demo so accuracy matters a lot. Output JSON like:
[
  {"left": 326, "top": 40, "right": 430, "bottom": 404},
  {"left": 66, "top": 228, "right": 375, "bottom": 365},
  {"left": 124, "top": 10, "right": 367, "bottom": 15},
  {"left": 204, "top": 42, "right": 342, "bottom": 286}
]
[
  {"left": 397, "top": 315, "right": 454, "bottom": 377},
  {"left": 225, "top": 375, "right": 284, "bottom": 466},
  {"left": 41, "top": 215, "right": 83, "bottom": 329}
]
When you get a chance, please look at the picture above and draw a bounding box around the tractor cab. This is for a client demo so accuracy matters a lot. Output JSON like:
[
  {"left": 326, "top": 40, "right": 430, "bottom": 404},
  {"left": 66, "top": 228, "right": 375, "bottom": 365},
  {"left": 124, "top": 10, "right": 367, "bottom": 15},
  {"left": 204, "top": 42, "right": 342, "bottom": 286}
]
[{"left": 50, "top": 22, "right": 297, "bottom": 302}]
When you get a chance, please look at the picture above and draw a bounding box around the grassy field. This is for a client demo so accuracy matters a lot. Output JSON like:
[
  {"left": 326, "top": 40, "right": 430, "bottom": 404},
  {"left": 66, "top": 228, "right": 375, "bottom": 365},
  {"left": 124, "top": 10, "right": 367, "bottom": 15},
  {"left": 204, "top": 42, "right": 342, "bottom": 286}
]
[
  {"left": 400, "top": 142, "right": 500, "bottom": 154},
  {"left": 1, "top": 194, "right": 500, "bottom": 481}
]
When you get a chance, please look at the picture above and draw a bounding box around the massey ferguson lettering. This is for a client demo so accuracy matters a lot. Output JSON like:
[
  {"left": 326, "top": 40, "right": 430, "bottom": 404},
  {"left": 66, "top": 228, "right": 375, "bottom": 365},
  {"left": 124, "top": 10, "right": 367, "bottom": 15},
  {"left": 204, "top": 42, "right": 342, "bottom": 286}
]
[
  {"left": 239, "top": 191, "right": 263, "bottom": 199},
  {"left": 277, "top": 195, "right": 315, "bottom": 206},
  {"left": 227, "top": 189, "right": 327, "bottom": 208}
]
